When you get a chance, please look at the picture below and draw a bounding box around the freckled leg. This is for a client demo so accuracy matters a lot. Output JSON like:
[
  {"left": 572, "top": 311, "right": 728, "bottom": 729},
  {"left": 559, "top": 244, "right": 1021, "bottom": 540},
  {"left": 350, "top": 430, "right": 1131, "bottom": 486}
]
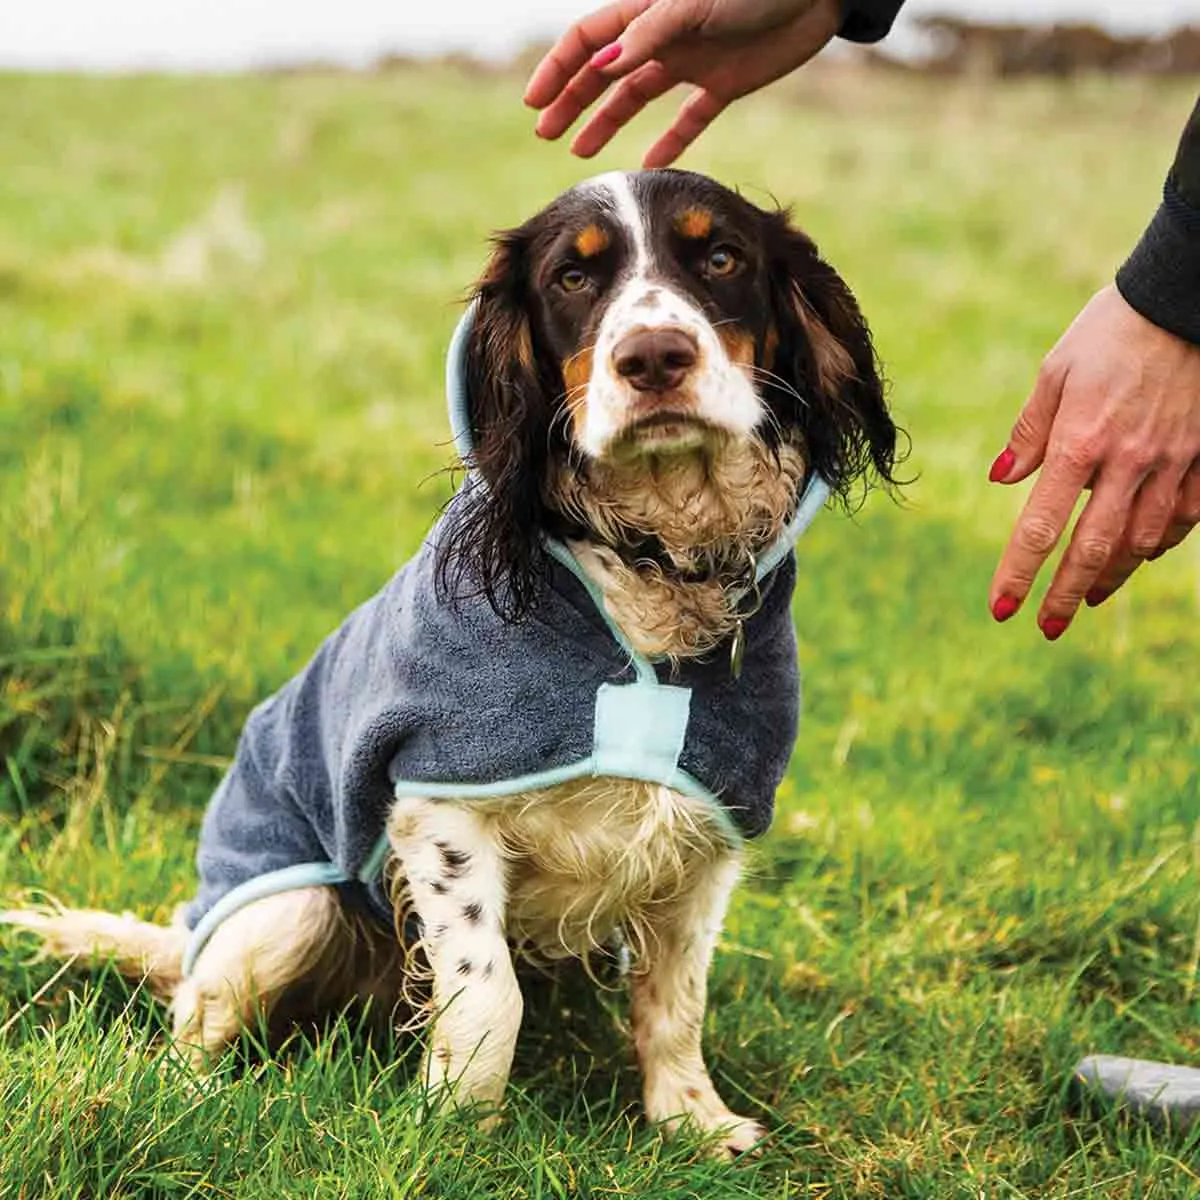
[
  {"left": 388, "top": 796, "right": 521, "bottom": 1118},
  {"left": 632, "top": 850, "right": 766, "bottom": 1156}
]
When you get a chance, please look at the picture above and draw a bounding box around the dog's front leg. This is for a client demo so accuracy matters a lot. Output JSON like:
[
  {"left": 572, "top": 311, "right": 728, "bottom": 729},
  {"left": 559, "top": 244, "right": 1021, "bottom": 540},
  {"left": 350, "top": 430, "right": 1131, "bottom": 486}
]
[
  {"left": 632, "top": 849, "right": 766, "bottom": 1156},
  {"left": 388, "top": 796, "right": 521, "bottom": 1120}
]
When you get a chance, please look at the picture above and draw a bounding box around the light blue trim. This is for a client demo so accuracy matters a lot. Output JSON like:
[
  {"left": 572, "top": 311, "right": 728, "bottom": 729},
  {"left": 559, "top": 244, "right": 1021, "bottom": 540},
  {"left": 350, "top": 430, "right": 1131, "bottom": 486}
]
[
  {"left": 358, "top": 832, "right": 392, "bottom": 883},
  {"left": 380, "top": 756, "right": 743, "bottom": 870},
  {"left": 593, "top": 681, "right": 691, "bottom": 779},
  {"left": 756, "top": 472, "right": 831, "bottom": 580},
  {"left": 182, "top": 862, "right": 349, "bottom": 977},
  {"left": 543, "top": 538, "right": 656, "bottom": 683},
  {"left": 446, "top": 299, "right": 478, "bottom": 463}
]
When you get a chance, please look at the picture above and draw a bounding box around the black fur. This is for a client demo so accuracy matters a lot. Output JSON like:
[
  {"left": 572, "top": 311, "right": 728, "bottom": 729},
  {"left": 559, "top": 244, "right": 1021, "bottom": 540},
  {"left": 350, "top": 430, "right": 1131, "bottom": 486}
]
[
  {"left": 435, "top": 170, "right": 902, "bottom": 623},
  {"left": 762, "top": 209, "right": 900, "bottom": 502},
  {"left": 435, "top": 225, "right": 571, "bottom": 621}
]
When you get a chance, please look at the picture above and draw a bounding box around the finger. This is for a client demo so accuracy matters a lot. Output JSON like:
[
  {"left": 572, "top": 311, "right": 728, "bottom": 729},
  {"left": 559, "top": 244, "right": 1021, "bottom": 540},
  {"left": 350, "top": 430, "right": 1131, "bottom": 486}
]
[
  {"left": 602, "top": 0, "right": 702, "bottom": 76},
  {"left": 1085, "top": 543, "right": 1143, "bottom": 607},
  {"left": 1037, "top": 468, "right": 1142, "bottom": 638},
  {"left": 570, "top": 62, "right": 676, "bottom": 158},
  {"left": 536, "top": 60, "right": 623, "bottom": 141},
  {"left": 988, "top": 355, "right": 1066, "bottom": 485},
  {"left": 1178, "top": 459, "right": 1200, "bottom": 527},
  {"left": 988, "top": 450, "right": 1094, "bottom": 623},
  {"left": 1122, "top": 461, "right": 1187, "bottom": 560},
  {"left": 1088, "top": 460, "right": 1200, "bottom": 605},
  {"left": 1152, "top": 461, "right": 1200, "bottom": 559},
  {"left": 642, "top": 87, "right": 727, "bottom": 168},
  {"left": 1156, "top": 519, "right": 1197, "bottom": 558},
  {"left": 523, "top": 1, "right": 651, "bottom": 110}
]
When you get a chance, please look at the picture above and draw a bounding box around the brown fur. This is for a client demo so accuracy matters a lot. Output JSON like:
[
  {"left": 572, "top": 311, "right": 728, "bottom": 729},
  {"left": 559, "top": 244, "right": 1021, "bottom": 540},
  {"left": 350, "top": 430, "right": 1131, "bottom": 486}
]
[
  {"left": 790, "top": 286, "right": 857, "bottom": 396},
  {"left": 548, "top": 434, "right": 807, "bottom": 658},
  {"left": 562, "top": 347, "right": 594, "bottom": 405},
  {"left": 716, "top": 327, "right": 756, "bottom": 368},
  {"left": 574, "top": 224, "right": 610, "bottom": 258},
  {"left": 674, "top": 207, "right": 714, "bottom": 239},
  {"left": 495, "top": 778, "right": 732, "bottom": 967}
]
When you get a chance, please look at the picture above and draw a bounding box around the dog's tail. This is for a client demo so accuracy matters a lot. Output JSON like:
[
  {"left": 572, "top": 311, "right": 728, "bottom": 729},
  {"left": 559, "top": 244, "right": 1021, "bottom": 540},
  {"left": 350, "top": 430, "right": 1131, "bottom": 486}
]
[{"left": 0, "top": 905, "right": 187, "bottom": 999}]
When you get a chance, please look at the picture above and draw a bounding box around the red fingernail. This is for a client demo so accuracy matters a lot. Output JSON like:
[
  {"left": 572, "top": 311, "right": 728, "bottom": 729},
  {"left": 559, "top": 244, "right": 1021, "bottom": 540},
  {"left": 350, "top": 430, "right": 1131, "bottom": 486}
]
[
  {"left": 1040, "top": 616, "right": 1070, "bottom": 641},
  {"left": 1085, "top": 587, "right": 1111, "bottom": 608},
  {"left": 1147, "top": 547, "right": 1165, "bottom": 561},
  {"left": 988, "top": 447, "right": 1016, "bottom": 483},
  {"left": 992, "top": 595, "right": 1020, "bottom": 622},
  {"left": 590, "top": 43, "right": 621, "bottom": 69}
]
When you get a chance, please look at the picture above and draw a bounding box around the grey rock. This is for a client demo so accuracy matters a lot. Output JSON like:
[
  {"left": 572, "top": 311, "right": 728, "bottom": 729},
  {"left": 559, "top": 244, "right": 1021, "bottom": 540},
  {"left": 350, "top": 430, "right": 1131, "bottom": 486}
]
[{"left": 1073, "top": 1055, "right": 1200, "bottom": 1126}]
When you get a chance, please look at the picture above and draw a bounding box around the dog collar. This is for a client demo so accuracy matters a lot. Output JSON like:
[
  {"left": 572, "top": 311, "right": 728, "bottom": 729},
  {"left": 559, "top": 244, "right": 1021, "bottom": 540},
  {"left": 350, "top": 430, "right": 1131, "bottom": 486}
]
[{"left": 444, "top": 301, "right": 830, "bottom": 585}]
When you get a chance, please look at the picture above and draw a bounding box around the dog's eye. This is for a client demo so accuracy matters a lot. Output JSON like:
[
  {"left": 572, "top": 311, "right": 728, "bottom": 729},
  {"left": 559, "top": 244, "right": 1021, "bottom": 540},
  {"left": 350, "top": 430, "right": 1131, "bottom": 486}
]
[
  {"left": 705, "top": 246, "right": 740, "bottom": 278},
  {"left": 557, "top": 266, "right": 590, "bottom": 293}
]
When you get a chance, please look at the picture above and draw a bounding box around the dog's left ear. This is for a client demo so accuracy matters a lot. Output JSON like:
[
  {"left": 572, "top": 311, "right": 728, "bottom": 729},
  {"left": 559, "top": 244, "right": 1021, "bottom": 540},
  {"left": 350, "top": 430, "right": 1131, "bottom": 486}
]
[{"left": 764, "top": 210, "right": 900, "bottom": 499}]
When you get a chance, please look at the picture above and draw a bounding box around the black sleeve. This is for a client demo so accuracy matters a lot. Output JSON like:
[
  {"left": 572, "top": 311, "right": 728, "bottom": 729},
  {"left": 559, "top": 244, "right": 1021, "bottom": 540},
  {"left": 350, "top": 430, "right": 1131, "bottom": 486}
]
[
  {"left": 838, "top": 0, "right": 906, "bottom": 44},
  {"left": 1115, "top": 96, "right": 1200, "bottom": 346}
]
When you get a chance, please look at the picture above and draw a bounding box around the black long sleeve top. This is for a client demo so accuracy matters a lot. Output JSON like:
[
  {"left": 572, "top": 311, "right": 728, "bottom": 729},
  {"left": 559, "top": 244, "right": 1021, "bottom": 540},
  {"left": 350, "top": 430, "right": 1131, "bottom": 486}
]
[
  {"left": 1115, "top": 97, "right": 1200, "bottom": 345},
  {"left": 838, "top": 1, "right": 1200, "bottom": 345}
]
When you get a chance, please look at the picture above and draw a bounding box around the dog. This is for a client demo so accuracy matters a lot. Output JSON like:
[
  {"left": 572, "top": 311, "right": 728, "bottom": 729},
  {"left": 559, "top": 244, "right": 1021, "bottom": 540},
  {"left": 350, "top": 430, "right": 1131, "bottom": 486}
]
[{"left": 3, "top": 168, "right": 897, "bottom": 1155}]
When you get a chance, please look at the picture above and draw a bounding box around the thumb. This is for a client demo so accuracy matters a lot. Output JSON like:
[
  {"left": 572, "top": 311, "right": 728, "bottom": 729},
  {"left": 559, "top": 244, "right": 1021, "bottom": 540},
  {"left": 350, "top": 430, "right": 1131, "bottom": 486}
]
[
  {"left": 592, "top": 0, "right": 706, "bottom": 77},
  {"left": 990, "top": 358, "right": 1065, "bottom": 484}
]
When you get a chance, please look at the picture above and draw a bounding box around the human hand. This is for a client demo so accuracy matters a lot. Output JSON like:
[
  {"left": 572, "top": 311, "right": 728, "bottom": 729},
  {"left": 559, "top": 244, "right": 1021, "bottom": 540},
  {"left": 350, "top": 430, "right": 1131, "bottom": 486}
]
[
  {"left": 989, "top": 284, "right": 1200, "bottom": 639},
  {"left": 524, "top": 0, "right": 841, "bottom": 167}
]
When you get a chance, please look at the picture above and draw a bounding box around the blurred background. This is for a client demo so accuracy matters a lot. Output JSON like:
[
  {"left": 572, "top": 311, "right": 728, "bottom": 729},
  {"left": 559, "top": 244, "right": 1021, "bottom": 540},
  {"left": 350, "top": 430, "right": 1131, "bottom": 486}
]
[
  {"left": 2, "top": 1, "right": 1197, "bottom": 69},
  {"left": 1, "top": 4, "right": 1199, "bottom": 1196}
]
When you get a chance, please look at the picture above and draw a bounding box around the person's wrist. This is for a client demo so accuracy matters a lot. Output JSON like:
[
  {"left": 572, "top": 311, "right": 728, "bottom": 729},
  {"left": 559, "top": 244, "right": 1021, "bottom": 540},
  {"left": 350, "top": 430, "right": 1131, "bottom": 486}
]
[{"left": 1115, "top": 178, "right": 1200, "bottom": 347}]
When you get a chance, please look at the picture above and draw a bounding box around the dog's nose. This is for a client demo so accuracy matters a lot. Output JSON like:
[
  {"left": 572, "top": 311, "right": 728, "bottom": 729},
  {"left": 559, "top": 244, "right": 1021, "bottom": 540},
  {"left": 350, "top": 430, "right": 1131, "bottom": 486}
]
[{"left": 612, "top": 328, "right": 698, "bottom": 393}]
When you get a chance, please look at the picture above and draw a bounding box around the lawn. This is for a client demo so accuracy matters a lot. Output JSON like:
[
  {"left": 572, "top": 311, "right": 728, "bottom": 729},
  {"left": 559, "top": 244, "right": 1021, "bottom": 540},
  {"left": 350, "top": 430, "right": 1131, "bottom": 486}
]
[{"left": 1, "top": 62, "right": 1198, "bottom": 1197}]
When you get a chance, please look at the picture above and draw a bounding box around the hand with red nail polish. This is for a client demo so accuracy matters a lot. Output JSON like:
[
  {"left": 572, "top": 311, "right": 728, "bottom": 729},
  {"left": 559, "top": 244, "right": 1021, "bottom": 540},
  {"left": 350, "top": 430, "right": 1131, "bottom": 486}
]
[
  {"left": 991, "top": 595, "right": 1020, "bottom": 623},
  {"left": 988, "top": 285, "right": 1200, "bottom": 638},
  {"left": 1039, "top": 617, "right": 1070, "bottom": 642},
  {"left": 523, "top": 0, "right": 841, "bottom": 166},
  {"left": 589, "top": 43, "right": 623, "bottom": 70},
  {"left": 988, "top": 447, "right": 1016, "bottom": 483}
]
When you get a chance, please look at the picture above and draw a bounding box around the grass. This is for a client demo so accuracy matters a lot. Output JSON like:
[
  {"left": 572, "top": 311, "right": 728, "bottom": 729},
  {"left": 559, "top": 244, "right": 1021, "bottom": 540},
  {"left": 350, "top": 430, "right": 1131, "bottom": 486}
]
[{"left": 1, "top": 61, "right": 1199, "bottom": 1197}]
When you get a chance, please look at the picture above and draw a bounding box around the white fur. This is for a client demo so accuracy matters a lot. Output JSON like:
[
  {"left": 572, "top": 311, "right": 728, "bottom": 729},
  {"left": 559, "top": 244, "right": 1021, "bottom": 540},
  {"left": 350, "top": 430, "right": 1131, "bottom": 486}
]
[
  {"left": 1, "top": 777, "right": 760, "bottom": 1153},
  {"left": 379, "top": 777, "right": 755, "bottom": 1148},
  {"left": 586, "top": 170, "right": 650, "bottom": 274},
  {"left": 631, "top": 852, "right": 766, "bottom": 1155},
  {"left": 387, "top": 796, "right": 522, "bottom": 1116},
  {"left": 0, "top": 906, "right": 187, "bottom": 999},
  {"left": 576, "top": 171, "right": 764, "bottom": 459}
]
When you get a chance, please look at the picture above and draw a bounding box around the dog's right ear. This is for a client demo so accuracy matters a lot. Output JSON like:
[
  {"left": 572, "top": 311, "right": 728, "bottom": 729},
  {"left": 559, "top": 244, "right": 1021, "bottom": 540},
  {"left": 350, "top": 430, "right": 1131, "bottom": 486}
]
[
  {"left": 763, "top": 210, "right": 901, "bottom": 503},
  {"left": 437, "top": 227, "right": 562, "bottom": 620}
]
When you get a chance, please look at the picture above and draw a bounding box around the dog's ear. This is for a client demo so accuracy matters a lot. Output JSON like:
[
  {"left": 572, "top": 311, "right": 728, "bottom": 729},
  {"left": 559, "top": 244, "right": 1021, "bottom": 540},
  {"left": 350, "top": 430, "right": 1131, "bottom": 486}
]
[
  {"left": 437, "top": 227, "right": 561, "bottom": 620},
  {"left": 764, "top": 210, "right": 900, "bottom": 500}
]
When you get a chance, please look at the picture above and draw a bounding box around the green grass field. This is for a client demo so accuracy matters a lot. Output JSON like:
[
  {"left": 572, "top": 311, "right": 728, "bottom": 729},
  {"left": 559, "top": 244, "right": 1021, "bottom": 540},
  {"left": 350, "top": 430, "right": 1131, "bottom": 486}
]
[{"left": 1, "top": 63, "right": 1198, "bottom": 1197}]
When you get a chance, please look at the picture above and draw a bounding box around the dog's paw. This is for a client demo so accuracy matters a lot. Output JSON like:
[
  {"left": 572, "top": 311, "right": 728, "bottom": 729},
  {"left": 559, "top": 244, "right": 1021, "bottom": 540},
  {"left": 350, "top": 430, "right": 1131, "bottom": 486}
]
[
  {"left": 711, "top": 1114, "right": 768, "bottom": 1159},
  {"left": 647, "top": 1080, "right": 768, "bottom": 1160},
  {"left": 665, "top": 1110, "right": 767, "bottom": 1161},
  {"left": 413, "top": 1056, "right": 507, "bottom": 1132},
  {"left": 412, "top": 1086, "right": 504, "bottom": 1133}
]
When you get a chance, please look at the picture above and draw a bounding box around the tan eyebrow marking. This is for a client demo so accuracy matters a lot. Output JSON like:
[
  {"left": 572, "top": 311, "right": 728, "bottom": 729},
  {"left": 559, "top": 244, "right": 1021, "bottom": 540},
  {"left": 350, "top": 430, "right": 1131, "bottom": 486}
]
[
  {"left": 674, "top": 207, "right": 713, "bottom": 239},
  {"left": 718, "top": 326, "right": 756, "bottom": 368},
  {"left": 573, "top": 224, "right": 610, "bottom": 258}
]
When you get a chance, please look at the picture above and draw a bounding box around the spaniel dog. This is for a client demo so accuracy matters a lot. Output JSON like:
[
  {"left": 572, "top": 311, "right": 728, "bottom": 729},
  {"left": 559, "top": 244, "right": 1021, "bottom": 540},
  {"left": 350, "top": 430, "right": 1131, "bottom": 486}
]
[{"left": 4, "top": 169, "right": 896, "bottom": 1156}]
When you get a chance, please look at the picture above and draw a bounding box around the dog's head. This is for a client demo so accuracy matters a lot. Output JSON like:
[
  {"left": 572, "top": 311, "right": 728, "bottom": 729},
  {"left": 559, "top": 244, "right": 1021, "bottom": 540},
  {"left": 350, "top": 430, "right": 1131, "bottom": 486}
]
[{"left": 441, "top": 169, "right": 899, "bottom": 618}]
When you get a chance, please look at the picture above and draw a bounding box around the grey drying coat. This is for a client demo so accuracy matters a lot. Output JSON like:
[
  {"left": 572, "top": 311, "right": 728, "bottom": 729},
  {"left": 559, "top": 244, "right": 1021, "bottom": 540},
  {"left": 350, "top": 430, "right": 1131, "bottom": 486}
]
[{"left": 180, "top": 308, "right": 829, "bottom": 974}]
